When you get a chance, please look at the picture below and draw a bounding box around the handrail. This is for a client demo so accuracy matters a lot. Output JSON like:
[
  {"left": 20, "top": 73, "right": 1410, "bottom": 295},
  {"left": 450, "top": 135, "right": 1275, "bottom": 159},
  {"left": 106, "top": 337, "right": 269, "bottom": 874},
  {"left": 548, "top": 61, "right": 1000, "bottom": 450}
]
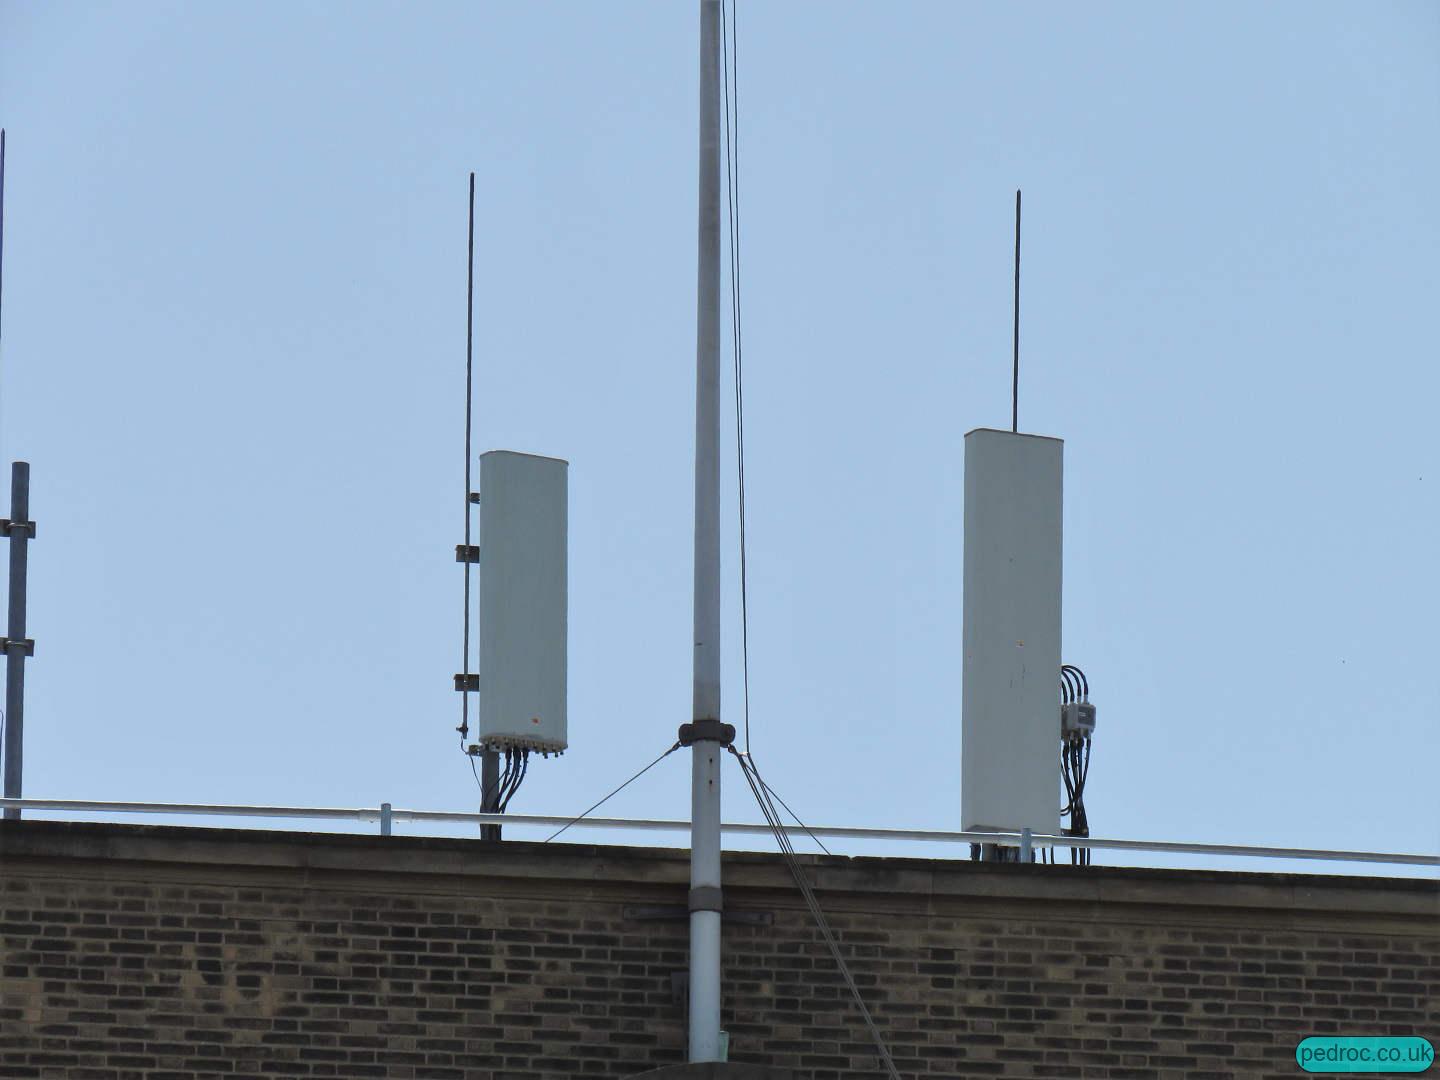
[{"left": 0, "top": 797, "right": 1434, "bottom": 868}]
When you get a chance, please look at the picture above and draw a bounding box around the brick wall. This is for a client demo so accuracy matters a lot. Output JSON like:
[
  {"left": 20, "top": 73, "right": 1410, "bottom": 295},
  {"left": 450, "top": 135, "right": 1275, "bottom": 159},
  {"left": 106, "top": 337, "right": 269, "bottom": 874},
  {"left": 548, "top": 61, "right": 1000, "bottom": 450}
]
[{"left": 0, "top": 821, "right": 1435, "bottom": 1079}]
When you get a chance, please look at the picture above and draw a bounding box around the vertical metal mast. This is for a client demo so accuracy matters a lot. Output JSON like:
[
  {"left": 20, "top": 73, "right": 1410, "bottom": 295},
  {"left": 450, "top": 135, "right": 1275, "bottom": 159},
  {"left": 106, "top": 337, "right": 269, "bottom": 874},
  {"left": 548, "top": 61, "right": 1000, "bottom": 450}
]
[
  {"left": 683, "top": 0, "right": 728, "bottom": 1064},
  {"left": 2, "top": 462, "right": 33, "bottom": 822}
]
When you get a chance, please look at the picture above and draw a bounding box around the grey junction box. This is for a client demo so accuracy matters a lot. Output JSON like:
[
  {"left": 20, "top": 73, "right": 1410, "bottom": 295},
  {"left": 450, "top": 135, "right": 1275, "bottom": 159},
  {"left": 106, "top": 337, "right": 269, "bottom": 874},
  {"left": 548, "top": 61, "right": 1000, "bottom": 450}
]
[
  {"left": 961, "top": 429, "right": 1062, "bottom": 835},
  {"left": 478, "top": 450, "right": 568, "bottom": 754}
]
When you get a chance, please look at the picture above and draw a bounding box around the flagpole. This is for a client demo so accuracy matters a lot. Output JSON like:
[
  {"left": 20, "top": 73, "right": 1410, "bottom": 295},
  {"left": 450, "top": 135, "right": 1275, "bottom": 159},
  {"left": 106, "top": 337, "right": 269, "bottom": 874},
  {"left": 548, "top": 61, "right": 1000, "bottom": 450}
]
[{"left": 684, "top": 0, "right": 727, "bottom": 1063}]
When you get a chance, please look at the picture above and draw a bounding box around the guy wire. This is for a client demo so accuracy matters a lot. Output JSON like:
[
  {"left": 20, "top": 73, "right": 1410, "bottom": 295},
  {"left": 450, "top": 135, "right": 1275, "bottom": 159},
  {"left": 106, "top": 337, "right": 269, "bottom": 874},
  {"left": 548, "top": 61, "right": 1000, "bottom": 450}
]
[{"left": 721, "top": 0, "right": 753, "bottom": 754}]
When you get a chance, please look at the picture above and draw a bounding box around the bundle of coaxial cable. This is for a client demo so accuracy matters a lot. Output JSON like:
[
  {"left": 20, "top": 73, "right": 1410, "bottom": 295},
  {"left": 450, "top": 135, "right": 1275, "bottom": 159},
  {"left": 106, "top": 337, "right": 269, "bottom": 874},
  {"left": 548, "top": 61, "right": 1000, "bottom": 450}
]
[
  {"left": 1059, "top": 665, "right": 1093, "bottom": 866},
  {"left": 485, "top": 747, "right": 531, "bottom": 814}
]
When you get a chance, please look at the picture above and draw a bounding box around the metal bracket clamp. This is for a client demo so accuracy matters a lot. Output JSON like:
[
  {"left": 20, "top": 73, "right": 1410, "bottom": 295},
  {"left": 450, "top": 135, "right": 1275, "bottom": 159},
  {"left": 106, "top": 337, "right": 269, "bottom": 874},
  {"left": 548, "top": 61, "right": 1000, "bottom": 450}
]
[
  {"left": 0, "top": 638, "right": 34, "bottom": 656},
  {"left": 677, "top": 719, "right": 735, "bottom": 747},
  {"left": 0, "top": 518, "right": 35, "bottom": 539},
  {"left": 1061, "top": 701, "right": 1097, "bottom": 740},
  {"left": 688, "top": 886, "right": 723, "bottom": 914},
  {"left": 454, "top": 544, "right": 480, "bottom": 564},
  {"left": 454, "top": 674, "right": 480, "bottom": 692}
]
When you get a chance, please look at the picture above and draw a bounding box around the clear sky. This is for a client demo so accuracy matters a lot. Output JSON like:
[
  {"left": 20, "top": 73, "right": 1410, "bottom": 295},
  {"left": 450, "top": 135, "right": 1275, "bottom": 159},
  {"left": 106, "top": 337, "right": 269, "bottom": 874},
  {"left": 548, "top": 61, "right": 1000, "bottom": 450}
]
[{"left": 1, "top": 2, "right": 1436, "bottom": 876}]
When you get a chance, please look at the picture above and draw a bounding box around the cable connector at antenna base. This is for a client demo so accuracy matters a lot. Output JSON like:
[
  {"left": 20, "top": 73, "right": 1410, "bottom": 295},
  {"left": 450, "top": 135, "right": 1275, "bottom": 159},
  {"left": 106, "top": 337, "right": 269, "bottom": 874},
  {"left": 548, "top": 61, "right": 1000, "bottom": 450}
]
[
  {"left": 677, "top": 719, "right": 735, "bottom": 747},
  {"left": 470, "top": 738, "right": 563, "bottom": 757}
]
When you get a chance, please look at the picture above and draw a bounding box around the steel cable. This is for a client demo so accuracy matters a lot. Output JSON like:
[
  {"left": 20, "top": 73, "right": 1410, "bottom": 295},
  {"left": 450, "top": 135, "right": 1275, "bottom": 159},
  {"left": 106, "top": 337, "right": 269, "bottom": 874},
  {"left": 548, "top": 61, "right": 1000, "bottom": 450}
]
[
  {"left": 543, "top": 742, "right": 682, "bottom": 843},
  {"left": 720, "top": 0, "right": 753, "bottom": 754},
  {"left": 730, "top": 747, "right": 903, "bottom": 1080}
]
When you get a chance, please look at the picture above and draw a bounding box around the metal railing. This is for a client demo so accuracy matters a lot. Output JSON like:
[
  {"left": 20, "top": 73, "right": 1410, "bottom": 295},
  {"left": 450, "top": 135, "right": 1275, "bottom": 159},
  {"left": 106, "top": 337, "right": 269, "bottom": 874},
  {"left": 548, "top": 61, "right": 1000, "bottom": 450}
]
[{"left": 1, "top": 797, "right": 1435, "bottom": 869}]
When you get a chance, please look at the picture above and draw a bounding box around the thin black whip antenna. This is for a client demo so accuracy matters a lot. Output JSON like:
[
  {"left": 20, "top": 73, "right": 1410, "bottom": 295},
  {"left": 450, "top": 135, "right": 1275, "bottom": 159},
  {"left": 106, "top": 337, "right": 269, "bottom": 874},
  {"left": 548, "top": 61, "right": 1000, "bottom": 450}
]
[
  {"left": 1, "top": 130, "right": 6, "bottom": 441},
  {"left": 0, "top": 128, "right": 7, "bottom": 468},
  {"left": 459, "top": 172, "right": 476, "bottom": 747},
  {"left": 1012, "top": 188, "right": 1021, "bottom": 433},
  {"left": 1, "top": 130, "right": 6, "bottom": 347}
]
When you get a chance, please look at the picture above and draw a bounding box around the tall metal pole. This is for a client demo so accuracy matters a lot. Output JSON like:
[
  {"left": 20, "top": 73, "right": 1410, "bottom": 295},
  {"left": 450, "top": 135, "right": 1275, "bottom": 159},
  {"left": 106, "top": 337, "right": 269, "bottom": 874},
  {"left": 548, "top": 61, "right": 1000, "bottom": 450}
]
[
  {"left": 3, "top": 462, "right": 34, "bottom": 822},
  {"left": 684, "top": 0, "right": 726, "bottom": 1064}
]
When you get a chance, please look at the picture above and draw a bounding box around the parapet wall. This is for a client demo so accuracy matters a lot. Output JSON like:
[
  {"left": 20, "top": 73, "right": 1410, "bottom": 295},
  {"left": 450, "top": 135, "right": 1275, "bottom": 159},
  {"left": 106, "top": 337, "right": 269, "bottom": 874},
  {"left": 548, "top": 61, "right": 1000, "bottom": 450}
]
[{"left": 0, "top": 821, "right": 1435, "bottom": 1078}]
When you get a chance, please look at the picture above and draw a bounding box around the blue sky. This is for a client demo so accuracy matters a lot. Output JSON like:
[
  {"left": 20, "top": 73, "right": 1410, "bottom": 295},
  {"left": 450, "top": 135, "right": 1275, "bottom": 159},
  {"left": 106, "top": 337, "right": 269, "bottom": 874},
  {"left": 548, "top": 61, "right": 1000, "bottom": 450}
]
[{"left": 1, "top": 2, "right": 1436, "bottom": 875}]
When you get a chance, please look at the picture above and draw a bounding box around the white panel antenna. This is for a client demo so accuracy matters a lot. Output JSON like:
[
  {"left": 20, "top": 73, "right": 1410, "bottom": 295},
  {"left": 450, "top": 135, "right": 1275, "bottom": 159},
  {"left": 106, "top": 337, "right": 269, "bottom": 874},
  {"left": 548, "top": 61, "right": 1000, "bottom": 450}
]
[
  {"left": 961, "top": 428, "right": 1062, "bottom": 835},
  {"left": 477, "top": 450, "right": 568, "bottom": 754}
]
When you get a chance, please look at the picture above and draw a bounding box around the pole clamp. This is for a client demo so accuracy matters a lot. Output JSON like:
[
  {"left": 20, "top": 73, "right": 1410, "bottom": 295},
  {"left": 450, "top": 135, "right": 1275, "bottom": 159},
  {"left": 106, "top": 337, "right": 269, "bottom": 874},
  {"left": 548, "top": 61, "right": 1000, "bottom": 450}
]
[
  {"left": 0, "top": 638, "right": 34, "bottom": 656},
  {"left": 677, "top": 719, "right": 735, "bottom": 747},
  {"left": 0, "top": 519, "right": 35, "bottom": 539},
  {"left": 688, "top": 886, "right": 723, "bottom": 913}
]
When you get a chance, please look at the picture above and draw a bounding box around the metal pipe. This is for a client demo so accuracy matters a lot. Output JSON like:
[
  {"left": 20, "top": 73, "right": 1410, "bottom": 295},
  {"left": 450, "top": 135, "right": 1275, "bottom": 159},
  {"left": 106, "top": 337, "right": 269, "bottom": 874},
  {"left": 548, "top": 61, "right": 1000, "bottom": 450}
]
[
  {"left": 690, "top": 738, "right": 723, "bottom": 1060},
  {"left": 0, "top": 799, "right": 379, "bottom": 821},
  {"left": 686, "top": 1, "right": 725, "bottom": 1062},
  {"left": 480, "top": 748, "right": 500, "bottom": 841},
  {"left": 380, "top": 802, "right": 393, "bottom": 837},
  {"left": 2, "top": 463, "right": 31, "bottom": 822},
  {"left": 691, "top": 8, "right": 723, "bottom": 728},
  {"left": 1, "top": 798, "right": 1435, "bottom": 868}
]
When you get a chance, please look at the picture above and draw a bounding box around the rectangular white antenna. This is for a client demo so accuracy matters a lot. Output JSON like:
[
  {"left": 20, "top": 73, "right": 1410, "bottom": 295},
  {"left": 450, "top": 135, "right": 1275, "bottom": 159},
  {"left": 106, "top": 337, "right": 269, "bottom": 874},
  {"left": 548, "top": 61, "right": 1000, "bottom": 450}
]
[
  {"left": 477, "top": 450, "right": 568, "bottom": 754},
  {"left": 961, "top": 428, "right": 1062, "bottom": 835}
]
